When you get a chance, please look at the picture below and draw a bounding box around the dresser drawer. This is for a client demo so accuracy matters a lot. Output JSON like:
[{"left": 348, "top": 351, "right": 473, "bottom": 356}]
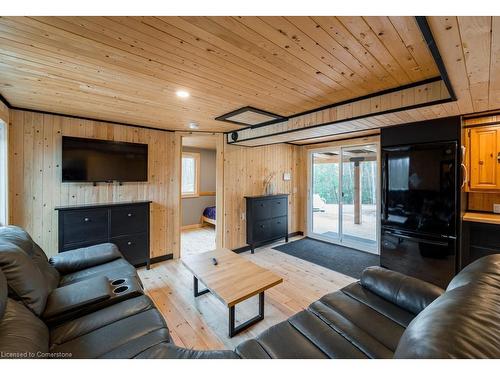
[
  {"left": 110, "top": 204, "right": 148, "bottom": 237},
  {"left": 251, "top": 199, "right": 271, "bottom": 221},
  {"left": 110, "top": 233, "right": 148, "bottom": 266},
  {"left": 271, "top": 216, "right": 287, "bottom": 238},
  {"left": 61, "top": 209, "right": 108, "bottom": 245},
  {"left": 270, "top": 198, "right": 287, "bottom": 218},
  {"left": 252, "top": 219, "right": 272, "bottom": 242}
]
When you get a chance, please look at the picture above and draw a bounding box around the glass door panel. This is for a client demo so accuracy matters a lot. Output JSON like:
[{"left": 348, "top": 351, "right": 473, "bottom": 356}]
[
  {"left": 311, "top": 151, "right": 340, "bottom": 240},
  {"left": 341, "top": 145, "right": 378, "bottom": 248}
]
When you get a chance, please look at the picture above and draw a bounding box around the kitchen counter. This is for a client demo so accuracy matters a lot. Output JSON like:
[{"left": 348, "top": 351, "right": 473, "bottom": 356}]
[{"left": 463, "top": 212, "right": 500, "bottom": 225}]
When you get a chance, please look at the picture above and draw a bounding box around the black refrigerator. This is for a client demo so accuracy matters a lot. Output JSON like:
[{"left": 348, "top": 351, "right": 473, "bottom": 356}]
[{"left": 380, "top": 118, "right": 461, "bottom": 288}]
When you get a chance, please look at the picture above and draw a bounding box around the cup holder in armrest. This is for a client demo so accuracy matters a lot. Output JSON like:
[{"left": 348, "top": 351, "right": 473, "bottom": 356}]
[
  {"left": 113, "top": 285, "right": 130, "bottom": 294},
  {"left": 111, "top": 278, "right": 126, "bottom": 286}
]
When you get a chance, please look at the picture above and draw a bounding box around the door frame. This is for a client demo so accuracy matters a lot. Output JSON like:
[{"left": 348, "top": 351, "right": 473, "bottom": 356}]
[
  {"left": 306, "top": 140, "right": 381, "bottom": 254},
  {"left": 175, "top": 132, "right": 225, "bottom": 259}
]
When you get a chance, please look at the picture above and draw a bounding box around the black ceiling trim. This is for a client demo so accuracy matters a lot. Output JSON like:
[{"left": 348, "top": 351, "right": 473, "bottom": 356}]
[
  {"left": 463, "top": 121, "right": 500, "bottom": 129},
  {"left": 285, "top": 76, "right": 443, "bottom": 121},
  {"left": 415, "top": 16, "right": 457, "bottom": 101},
  {"left": 224, "top": 76, "right": 443, "bottom": 135},
  {"left": 462, "top": 110, "right": 500, "bottom": 121},
  {"left": 6, "top": 104, "right": 233, "bottom": 135},
  {"left": 286, "top": 131, "right": 380, "bottom": 146},
  {"left": 1, "top": 94, "right": 225, "bottom": 135},
  {"left": 226, "top": 16, "right": 457, "bottom": 141},
  {"left": 215, "top": 106, "right": 287, "bottom": 128},
  {"left": 7, "top": 105, "right": 175, "bottom": 133},
  {"left": 0, "top": 93, "right": 12, "bottom": 109},
  {"left": 228, "top": 97, "right": 455, "bottom": 146}
]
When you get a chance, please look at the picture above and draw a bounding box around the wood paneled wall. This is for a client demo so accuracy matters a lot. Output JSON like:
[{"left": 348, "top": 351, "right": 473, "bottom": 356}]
[
  {"left": 8, "top": 109, "right": 180, "bottom": 258},
  {"left": 222, "top": 143, "right": 304, "bottom": 250},
  {"left": 0, "top": 101, "right": 8, "bottom": 123}
]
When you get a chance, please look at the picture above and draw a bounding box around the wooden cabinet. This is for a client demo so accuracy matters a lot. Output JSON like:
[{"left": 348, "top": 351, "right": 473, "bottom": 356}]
[
  {"left": 245, "top": 194, "right": 288, "bottom": 254},
  {"left": 56, "top": 201, "right": 151, "bottom": 268},
  {"left": 467, "top": 126, "right": 500, "bottom": 191}
]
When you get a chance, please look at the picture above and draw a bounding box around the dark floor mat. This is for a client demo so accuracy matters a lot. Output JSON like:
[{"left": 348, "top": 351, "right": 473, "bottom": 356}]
[{"left": 273, "top": 237, "right": 379, "bottom": 279}]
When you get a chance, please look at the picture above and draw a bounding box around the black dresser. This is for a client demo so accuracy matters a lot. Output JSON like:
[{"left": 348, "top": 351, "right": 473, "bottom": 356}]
[
  {"left": 245, "top": 194, "right": 288, "bottom": 253},
  {"left": 55, "top": 201, "right": 151, "bottom": 268}
]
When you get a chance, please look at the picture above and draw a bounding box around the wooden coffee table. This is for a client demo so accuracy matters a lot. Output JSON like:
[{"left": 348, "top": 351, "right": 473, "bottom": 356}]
[{"left": 181, "top": 249, "right": 283, "bottom": 337}]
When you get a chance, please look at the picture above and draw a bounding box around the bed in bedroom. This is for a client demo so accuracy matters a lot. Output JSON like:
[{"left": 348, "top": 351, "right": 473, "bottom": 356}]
[{"left": 202, "top": 206, "right": 216, "bottom": 226}]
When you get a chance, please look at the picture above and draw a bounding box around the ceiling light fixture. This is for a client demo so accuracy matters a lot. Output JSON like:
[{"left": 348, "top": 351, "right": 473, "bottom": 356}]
[
  {"left": 189, "top": 122, "right": 199, "bottom": 129},
  {"left": 176, "top": 90, "right": 190, "bottom": 98}
]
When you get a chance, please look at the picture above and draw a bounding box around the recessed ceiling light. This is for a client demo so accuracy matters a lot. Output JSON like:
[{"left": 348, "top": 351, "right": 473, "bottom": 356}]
[
  {"left": 176, "top": 90, "right": 190, "bottom": 98},
  {"left": 189, "top": 122, "right": 199, "bottom": 129}
]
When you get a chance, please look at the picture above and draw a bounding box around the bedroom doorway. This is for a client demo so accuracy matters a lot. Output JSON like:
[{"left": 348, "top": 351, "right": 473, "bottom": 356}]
[{"left": 179, "top": 133, "right": 222, "bottom": 257}]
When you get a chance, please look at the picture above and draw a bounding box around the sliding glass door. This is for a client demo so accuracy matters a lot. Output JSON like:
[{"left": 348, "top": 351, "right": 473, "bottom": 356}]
[
  {"left": 309, "top": 143, "right": 379, "bottom": 253},
  {"left": 311, "top": 150, "right": 340, "bottom": 241}
]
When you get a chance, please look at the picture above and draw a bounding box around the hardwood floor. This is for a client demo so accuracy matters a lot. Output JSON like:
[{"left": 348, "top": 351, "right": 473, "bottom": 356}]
[
  {"left": 181, "top": 226, "right": 216, "bottom": 257},
  {"left": 138, "top": 236, "right": 355, "bottom": 350}
]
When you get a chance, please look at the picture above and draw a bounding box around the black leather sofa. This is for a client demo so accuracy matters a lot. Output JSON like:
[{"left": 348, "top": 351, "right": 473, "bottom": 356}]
[
  {"left": 0, "top": 225, "right": 173, "bottom": 358},
  {"left": 1, "top": 225, "right": 499, "bottom": 359},
  {"left": 158, "top": 253, "right": 500, "bottom": 359}
]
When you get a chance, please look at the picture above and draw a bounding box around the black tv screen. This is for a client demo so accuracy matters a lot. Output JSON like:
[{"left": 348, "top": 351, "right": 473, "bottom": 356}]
[{"left": 62, "top": 136, "right": 148, "bottom": 182}]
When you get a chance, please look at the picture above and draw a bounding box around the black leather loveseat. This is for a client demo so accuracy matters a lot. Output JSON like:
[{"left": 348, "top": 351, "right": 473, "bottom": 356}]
[
  {"left": 0, "top": 225, "right": 174, "bottom": 358},
  {"left": 1, "top": 225, "right": 499, "bottom": 359}
]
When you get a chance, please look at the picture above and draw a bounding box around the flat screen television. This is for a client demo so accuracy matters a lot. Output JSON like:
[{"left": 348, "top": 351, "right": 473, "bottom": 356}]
[{"left": 62, "top": 136, "right": 148, "bottom": 182}]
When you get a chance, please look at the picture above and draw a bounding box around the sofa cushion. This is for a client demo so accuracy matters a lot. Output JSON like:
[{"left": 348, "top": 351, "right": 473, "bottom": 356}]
[
  {"left": 0, "top": 240, "right": 50, "bottom": 315},
  {"left": 98, "top": 328, "right": 171, "bottom": 359},
  {"left": 50, "top": 295, "right": 155, "bottom": 346},
  {"left": 241, "top": 320, "right": 329, "bottom": 359},
  {"left": 0, "top": 298, "right": 49, "bottom": 358},
  {"left": 446, "top": 254, "right": 500, "bottom": 291},
  {"left": 341, "top": 282, "right": 415, "bottom": 328},
  {"left": 0, "top": 226, "right": 59, "bottom": 292},
  {"left": 308, "top": 288, "right": 408, "bottom": 358},
  {"left": 235, "top": 339, "right": 272, "bottom": 359},
  {"left": 0, "top": 269, "right": 7, "bottom": 318},
  {"left": 395, "top": 255, "right": 500, "bottom": 359},
  {"left": 50, "top": 308, "right": 170, "bottom": 358},
  {"left": 308, "top": 299, "right": 392, "bottom": 359},
  {"left": 59, "top": 258, "right": 138, "bottom": 286},
  {"left": 139, "top": 343, "right": 240, "bottom": 359},
  {"left": 288, "top": 310, "right": 368, "bottom": 359}
]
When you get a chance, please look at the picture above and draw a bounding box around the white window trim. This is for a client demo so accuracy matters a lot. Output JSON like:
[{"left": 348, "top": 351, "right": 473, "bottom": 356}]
[
  {"left": 181, "top": 152, "right": 200, "bottom": 198},
  {"left": 0, "top": 120, "right": 8, "bottom": 226}
]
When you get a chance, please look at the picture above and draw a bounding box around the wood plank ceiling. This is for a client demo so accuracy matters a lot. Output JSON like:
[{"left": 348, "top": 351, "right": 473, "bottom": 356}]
[
  {"left": 0, "top": 16, "right": 439, "bottom": 132},
  {"left": 229, "top": 16, "right": 500, "bottom": 146}
]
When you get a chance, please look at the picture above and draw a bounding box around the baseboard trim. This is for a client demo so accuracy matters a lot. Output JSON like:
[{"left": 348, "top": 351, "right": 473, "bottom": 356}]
[
  {"left": 150, "top": 254, "right": 173, "bottom": 264},
  {"left": 232, "top": 231, "right": 303, "bottom": 254},
  {"left": 181, "top": 223, "right": 204, "bottom": 230}
]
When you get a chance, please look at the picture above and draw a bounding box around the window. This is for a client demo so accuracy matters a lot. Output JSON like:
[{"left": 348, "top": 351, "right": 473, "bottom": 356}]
[
  {"left": 182, "top": 152, "right": 200, "bottom": 197},
  {"left": 0, "top": 121, "right": 7, "bottom": 226}
]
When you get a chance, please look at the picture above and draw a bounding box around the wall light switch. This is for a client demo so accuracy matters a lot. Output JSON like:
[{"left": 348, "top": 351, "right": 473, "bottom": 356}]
[
  {"left": 283, "top": 172, "right": 291, "bottom": 181},
  {"left": 493, "top": 204, "right": 500, "bottom": 214}
]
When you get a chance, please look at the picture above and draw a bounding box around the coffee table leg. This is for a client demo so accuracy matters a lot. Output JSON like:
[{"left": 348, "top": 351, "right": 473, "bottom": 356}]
[
  {"left": 229, "top": 291, "right": 265, "bottom": 337},
  {"left": 193, "top": 276, "right": 210, "bottom": 297}
]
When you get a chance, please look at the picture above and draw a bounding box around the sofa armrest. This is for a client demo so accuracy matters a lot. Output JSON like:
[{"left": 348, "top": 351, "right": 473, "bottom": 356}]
[
  {"left": 360, "top": 266, "right": 444, "bottom": 315},
  {"left": 49, "top": 243, "right": 122, "bottom": 275}
]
